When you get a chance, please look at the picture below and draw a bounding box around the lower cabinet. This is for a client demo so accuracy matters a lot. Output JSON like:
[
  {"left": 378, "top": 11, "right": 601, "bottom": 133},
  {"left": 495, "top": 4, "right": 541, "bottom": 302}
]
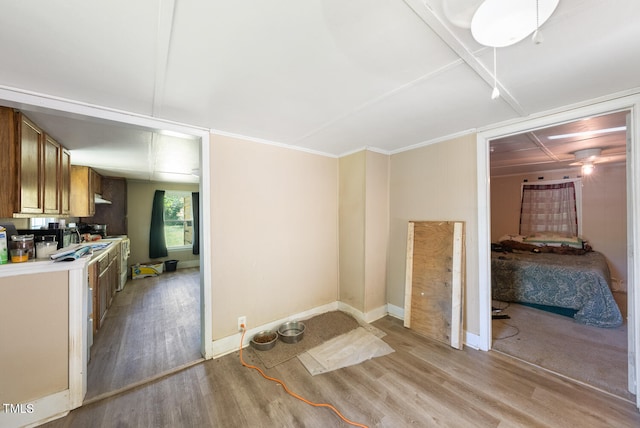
[{"left": 89, "top": 241, "right": 121, "bottom": 334}]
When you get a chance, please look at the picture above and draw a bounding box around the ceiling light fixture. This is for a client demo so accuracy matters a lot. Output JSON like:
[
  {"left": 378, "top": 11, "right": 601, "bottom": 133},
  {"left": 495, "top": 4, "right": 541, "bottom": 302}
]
[
  {"left": 572, "top": 148, "right": 601, "bottom": 175},
  {"left": 548, "top": 126, "right": 627, "bottom": 140},
  {"left": 471, "top": 0, "right": 559, "bottom": 48},
  {"left": 581, "top": 162, "right": 595, "bottom": 175}
]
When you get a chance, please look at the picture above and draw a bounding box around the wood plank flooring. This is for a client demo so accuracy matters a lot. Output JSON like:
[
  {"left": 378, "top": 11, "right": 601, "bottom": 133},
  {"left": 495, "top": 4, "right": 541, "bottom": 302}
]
[
  {"left": 43, "top": 315, "right": 640, "bottom": 427},
  {"left": 85, "top": 268, "right": 202, "bottom": 400}
]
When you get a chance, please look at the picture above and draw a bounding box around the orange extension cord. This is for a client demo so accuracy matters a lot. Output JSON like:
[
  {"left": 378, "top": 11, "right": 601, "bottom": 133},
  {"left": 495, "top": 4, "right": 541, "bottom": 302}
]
[{"left": 239, "top": 325, "right": 369, "bottom": 428}]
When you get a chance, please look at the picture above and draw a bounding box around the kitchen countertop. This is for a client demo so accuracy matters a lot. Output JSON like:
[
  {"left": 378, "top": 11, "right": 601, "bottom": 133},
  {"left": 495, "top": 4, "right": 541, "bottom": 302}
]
[
  {"left": 0, "top": 252, "right": 89, "bottom": 277},
  {"left": 80, "top": 237, "right": 124, "bottom": 264},
  {"left": 0, "top": 236, "right": 128, "bottom": 275}
]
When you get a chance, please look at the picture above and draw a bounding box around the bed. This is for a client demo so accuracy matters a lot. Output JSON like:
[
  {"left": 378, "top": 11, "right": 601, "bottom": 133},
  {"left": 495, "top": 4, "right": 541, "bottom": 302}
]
[{"left": 491, "top": 250, "right": 623, "bottom": 328}]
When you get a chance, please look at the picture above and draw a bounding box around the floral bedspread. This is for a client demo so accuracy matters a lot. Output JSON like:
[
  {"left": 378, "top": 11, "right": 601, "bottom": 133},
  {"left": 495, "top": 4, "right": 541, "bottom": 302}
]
[{"left": 491, "top": 250, "right": 623, "bottom": 328}]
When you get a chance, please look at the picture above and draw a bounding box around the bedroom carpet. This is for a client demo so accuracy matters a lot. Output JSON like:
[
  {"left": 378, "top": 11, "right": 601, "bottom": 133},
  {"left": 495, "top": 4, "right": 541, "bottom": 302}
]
[{"left": 492, "top": 303, "right": 634, "bottom": 401}]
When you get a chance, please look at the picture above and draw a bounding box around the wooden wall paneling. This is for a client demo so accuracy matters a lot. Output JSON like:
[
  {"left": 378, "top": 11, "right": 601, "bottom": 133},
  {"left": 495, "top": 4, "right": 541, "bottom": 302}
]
[
  {"left": 92, "top": 177, "right": 127, "bottom": 235},
  {"left": 404, "top": 221, "right": 465, "bottom": 349}
]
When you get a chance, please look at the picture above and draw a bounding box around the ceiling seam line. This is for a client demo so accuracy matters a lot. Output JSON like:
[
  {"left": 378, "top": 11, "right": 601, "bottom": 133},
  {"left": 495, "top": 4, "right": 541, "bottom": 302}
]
[
  {"left": 152, "top": 0, "right": 177, "bottom": 119},
  {"left": 291, "top": 59, "right": 463, "bottom": 145},
  {"left": 401, "top": 0, "right": 527, "bottom": 117}
]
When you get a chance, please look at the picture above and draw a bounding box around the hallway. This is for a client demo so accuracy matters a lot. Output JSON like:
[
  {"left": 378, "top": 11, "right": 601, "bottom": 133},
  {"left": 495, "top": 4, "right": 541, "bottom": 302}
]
[{"left": 85, "top": 268, "right": 202, "bottom": 401}]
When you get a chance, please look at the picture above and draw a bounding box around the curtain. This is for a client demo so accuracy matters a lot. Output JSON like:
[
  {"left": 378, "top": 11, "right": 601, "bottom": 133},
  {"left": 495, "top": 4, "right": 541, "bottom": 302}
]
[
  {"left": 192, "top": 192, "right": 200, "bottom": 255},
  {"left": 520, "top": 181, "right": 578, "bottom": 236},
  {"left": 149, "top": 190, "right": 168, "bottom": 258}
]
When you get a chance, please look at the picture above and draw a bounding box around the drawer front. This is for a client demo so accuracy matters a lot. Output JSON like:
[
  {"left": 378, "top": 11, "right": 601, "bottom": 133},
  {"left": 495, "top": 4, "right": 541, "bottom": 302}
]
[{"left": 98, "top": 253, "right": 110, "bottom": 273}]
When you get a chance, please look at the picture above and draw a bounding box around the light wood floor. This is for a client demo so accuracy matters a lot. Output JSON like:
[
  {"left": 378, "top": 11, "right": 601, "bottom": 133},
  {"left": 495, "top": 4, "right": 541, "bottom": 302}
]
[
  {"left": 85, "top": 268, "right": 202, "bottom": 400},
  {"left": 43, "top": 314, "right": 639, "bottom": 427}
]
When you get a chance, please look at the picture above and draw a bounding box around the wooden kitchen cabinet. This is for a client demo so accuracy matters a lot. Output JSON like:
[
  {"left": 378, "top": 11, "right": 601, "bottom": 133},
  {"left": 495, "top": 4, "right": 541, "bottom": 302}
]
[
  {"left": 91, "top": 241, "right": 121, "bottom": 332},
  {"left": 92, "top": 168, "right": 102, "bottom": 196},
  {"left": 0, "top": 106, "right": 72, "bottom": 217},
  {"left": 18, "top": 114, "right": 44, "bottom": 214},
  {"left": 43, "top": 134, "right": 62, "bottom": 214},
  {"left": 70, "top": 165, "right": 98, "bottom": 217},
  {"left": 60, "top": 148, "right": 71, "bottom": 215},
  {"left": 88, "top": 262, "right": 98, "bottom": 335}
]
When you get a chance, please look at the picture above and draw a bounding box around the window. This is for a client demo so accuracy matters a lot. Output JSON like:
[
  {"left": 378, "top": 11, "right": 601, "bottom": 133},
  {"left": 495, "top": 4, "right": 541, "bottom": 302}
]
[
  {"left": 163, "top": 191, "right": 193, "bottom": 248},
  {"left": 519, "top": 179, "right": 582, "bottom": 236},
  {"left": 30, "top": 218, "right": 57, "bottom": 229}
]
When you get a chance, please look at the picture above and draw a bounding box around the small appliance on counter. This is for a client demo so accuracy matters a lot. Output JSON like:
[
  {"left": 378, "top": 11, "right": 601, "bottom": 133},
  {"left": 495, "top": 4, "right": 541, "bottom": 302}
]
[
  {"left": 18, "top": 226, "right": 80, "bottom": 250},
  {"left": 78, "top": 223, "right": 108, "bottom": 239}
]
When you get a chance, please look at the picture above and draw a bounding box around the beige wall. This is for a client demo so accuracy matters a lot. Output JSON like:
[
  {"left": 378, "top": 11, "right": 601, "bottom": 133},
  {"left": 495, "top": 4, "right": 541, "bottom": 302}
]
[
  {"left": 339, "top": 151, "right": 366, "bottom": 310},
  {"left": 364, "top": 151, "right": 390, "bottom": 313},
  {"left": 126, "top": 180, "right": 200, "bottom": 267},
  {"left": 491, "top": 163, "right": 627, "bottom": 291},
  {"left": 0, "top": 271, "right": 68, "bottom": 403},
  {"left": 388, "top": 135, "right": 479, "bottom": 334},
  {"left": 338, "top": 150, "right": 390, "bottom": 315},
  {"left": 210, "top": 134, "right": 339, "bottom": 339}
]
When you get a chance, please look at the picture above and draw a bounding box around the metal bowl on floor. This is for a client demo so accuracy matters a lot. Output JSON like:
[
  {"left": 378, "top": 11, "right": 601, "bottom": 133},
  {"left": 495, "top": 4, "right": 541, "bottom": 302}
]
[
  {"left": 278, "top": 321, "right": 305, "bottom": 344},
  {"left": 250, "top": 330, "right": 278, "bottom": 351}
]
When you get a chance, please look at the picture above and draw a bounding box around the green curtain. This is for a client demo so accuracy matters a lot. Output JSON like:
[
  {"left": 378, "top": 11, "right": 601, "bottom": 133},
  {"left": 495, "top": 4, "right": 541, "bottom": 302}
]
[
  {"left": 149, "top": 190, "right": 168, "bottom": 258},
  {"left": 192, "top": 192, "right": 200, "bottom": 255}
]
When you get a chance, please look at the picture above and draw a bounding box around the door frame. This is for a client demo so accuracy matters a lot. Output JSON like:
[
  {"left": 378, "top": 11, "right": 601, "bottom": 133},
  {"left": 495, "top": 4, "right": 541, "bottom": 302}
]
[
  {"left": 476, "top": 92, "right": 640, "bottom": 408},
  {"left": 0, "top": 85, "right": 215, "bottom": 397}
]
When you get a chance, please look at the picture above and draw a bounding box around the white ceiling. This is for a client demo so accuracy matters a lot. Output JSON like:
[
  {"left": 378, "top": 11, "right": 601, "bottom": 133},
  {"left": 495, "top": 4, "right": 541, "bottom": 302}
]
[{"left": 0, "top": 0, "right": 639, "bottom": 182}]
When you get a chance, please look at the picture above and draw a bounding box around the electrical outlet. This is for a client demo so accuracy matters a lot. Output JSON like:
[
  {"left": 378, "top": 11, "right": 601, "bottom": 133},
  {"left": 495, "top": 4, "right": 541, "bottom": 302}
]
[{"left": 238, "top": 316, "right": 247, "bottom": 331}]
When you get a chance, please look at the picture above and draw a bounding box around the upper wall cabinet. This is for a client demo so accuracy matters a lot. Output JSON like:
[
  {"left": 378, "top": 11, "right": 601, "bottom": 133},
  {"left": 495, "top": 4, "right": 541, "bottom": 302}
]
[
  {"left": 70, "top": 165, "right": 99, "bottom": 217},
  {"left": 0, "top": 107, "right": 71, "bottom": 218},
  {"left": 18, "top": 114, "right": 44, "bottom": 214},
  {"left": 60, "top": 148, "right": 71, "bottom": 216},
  {"left": 43, "top": 134, "right": 62, "bottom": 215}
]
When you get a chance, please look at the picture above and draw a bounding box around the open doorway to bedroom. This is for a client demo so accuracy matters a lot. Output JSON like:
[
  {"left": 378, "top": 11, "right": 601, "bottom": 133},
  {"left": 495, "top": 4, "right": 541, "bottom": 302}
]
[{"left": 487, "top": 109, "right": 633, "bottom": 401}]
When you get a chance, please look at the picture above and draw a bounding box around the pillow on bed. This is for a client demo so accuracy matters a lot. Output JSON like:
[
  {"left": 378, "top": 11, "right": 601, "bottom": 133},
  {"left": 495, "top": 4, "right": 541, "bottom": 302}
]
[
  {"left": 498, "top": 234, "right": 527, "bottom": 243},
  {"left": 523, "top": 233, "right": 584, "bottom": 249}
]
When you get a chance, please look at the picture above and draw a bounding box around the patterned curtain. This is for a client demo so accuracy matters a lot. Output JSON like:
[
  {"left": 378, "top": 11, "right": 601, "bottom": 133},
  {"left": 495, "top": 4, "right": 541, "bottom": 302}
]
[{"left": 519, "top": 181, "right": 578, "bottom": 236}]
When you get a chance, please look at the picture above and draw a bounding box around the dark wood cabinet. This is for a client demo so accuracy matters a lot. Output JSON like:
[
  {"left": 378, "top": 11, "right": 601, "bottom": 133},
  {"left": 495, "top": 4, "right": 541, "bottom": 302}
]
[{"left": 92, "top": 176, "right": 128, "bottom": 235}]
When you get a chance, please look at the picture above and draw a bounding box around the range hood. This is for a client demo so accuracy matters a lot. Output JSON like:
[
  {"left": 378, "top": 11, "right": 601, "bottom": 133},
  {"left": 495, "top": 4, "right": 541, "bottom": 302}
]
[{"left": 94, "top": 194, "right": 112, "bottom": 204}]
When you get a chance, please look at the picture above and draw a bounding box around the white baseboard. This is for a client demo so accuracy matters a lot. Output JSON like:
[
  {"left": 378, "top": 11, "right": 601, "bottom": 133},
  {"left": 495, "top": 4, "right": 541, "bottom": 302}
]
[
  {"left": 336, "top": 302, "right": 388, "bottom": 323},
  {"left": 177, "top": 260, "right": 200, "bottom": 269},
  {"left": 386, "top": 303, "right": 404, "bottom": 320},
  {"left": 383, "top": 303, "right": 482, "bottom": 350},
  {"left": 464, "top": 331, "right": 481, "bottom": 350},
  {"left": 211, "top": 302, "right": 339, "bottom": 358},
  {"left": 210, "top": 301, "right": 485, "bottom": 358}
]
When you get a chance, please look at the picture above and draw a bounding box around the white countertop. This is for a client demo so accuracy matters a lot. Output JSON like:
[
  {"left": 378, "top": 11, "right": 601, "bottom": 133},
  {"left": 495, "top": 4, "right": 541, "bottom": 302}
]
[
  {"left": 0, "top": 254, "right": 90, "bottom": 278},
  {"left": 0, "top": 236, "right": 129, "bottom": 277}
]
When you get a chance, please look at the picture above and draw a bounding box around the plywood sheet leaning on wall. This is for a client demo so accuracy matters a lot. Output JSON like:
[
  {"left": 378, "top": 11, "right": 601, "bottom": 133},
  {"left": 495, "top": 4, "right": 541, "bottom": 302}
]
[{"left": 404, "top": 221, "right": 465, "bottom": 349}]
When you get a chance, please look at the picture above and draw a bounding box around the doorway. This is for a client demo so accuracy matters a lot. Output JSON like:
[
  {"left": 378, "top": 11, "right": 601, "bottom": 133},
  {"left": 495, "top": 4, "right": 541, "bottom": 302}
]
[
  {"left": 476, "top": 94, "right": 640, "bottom": 409},
  {"left": 0, "top": 87, "right": 214, "bottom": 406},
  {"left": 486, "top": 110, "right": 629, "bottom": 398}
]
